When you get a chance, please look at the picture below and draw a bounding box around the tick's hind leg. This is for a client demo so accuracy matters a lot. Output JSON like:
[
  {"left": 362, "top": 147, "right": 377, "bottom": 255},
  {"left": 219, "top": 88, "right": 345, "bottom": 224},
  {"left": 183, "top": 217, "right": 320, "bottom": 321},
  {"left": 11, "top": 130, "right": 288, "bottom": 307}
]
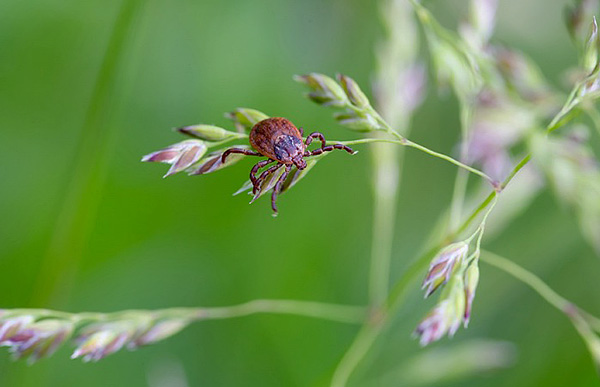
[
  {"left": 304, "top": 132, "right": 326, "bottom": 149},
  {"left": 250, "top": 159, "right": 274, "bottom": 185},
  {"left": 271, "top": 164, "right": 292, "bottom": 215},
  {"left": 306, "top": 143, "right": 355, "bottom": 157},
  {"left": 252, "top": 163, "right": 283, "bottom": 198},
  {"left": 221, "top": 148, "right": 261, "bottom": 163}
]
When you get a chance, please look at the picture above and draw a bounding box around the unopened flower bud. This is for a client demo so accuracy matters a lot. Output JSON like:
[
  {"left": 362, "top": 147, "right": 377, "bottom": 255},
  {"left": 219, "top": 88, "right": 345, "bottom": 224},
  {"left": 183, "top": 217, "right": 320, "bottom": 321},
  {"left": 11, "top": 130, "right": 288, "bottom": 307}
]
[
  {"left": 225, "top": 108, "right": 269, "bottom": 133},
  {"left": 584, "top": 17, "right": 600, "bottom": 72},
  {"left": 129, "top": 319, "right": 188, "bottom": 349},
  {"left": 7, "top": 320, "right": 73, "bottom": 362},
  {"left": 461, "top": 0, "right": 498, "bottom": 48},
  {"left": 178, "top": 124, "right": 243, "bottom": 142},
  {"left": 0, "top": 315, "right": 34, "bottom": 342},
  {"left": 415, "top": 276, "right": 466, "bottom": 346},
  {"left": 294, "top": 73, "right": 348, "bottom": 107},
  {"left": 463, "top": 263, "right": 480, "bottom": 327},
  {"left": 142, "top": 140, "right": 207, "bottom": 178},
  {"left": 422, "top": 242, "right": 469, "bottom": 297},
  {"left": 566, "top": 0, "right": 600, "bottom": 49},
  {"left": 336, "top": 74, "right": 371, "bottom": 108},
  {"left": 333, "top": 111, "right": 379, "bottom": 132},
  {"left": 72, "top": 321, "right": 140, "bottom": 362},
  {"left": 188, "top": 146, "right": 250, "bottom": 175},
  {"left": 281, "top": 159, "right": 318, "bottom": 193}
]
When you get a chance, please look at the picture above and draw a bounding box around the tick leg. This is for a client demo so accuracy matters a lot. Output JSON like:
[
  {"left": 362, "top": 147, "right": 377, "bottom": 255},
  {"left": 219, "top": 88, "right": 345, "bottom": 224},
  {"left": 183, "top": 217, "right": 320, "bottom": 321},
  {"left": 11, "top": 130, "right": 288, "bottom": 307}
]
[
  {"left": 299, "top": 127, "right": 304, "bottom": 136},
  {"left": 250, "top": 159, "right": 274, "bottom": 185},
  {"left": 221, "top": 148, "right": 261, "bottom": 163},
  {"left": 252, "top": 163, "right": 283, "bottom": 197},
  {"left": 305, "top": 132, "right": 326, "bottom": 148},
  {"left": 306, "top": 143, "right": 355, "bottom": 157},
  {"left": 271, "top": 164, "right": 292, "bottom": 215}
]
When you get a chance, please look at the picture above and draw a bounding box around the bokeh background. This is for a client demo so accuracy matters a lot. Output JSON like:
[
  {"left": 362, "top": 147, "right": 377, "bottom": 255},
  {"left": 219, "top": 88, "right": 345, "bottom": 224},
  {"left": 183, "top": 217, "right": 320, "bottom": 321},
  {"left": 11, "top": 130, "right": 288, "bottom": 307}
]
[{"left": 1, "top": 0, "right": 600, "bottom": 386}]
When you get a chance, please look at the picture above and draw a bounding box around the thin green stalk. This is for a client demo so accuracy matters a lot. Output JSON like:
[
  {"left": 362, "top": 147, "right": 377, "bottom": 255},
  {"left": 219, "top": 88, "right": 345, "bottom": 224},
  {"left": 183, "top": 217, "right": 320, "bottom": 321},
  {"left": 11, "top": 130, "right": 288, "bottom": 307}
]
[
  {"left": 368, "top": 139, "right": 403, "bottom": 306},
  {"left": 481, "top": 250, "right": 600, "bottom": 367},
  {"left": 338, "top": 138, "right": 494, "bottom": 183},
  {"left": 449, "top": 105, "right": 474, "bottom": 230},
  {"left": 330, "top": 128, "right": 534, "bottom": 385},
  {"left": 196, "top": 299, "right": 366, "bottom": 324},
  {"left": 479, "top": 251, "right": 570, "bottom": 311},
  {"left": 403, "top": 139, "right": 492, "bottom": 183},
  {"left": 31, "top": 0, "right": 143, "bottom": 306},
  {"left": 10, "top": 300, "right": 368, "bottom": 326}
]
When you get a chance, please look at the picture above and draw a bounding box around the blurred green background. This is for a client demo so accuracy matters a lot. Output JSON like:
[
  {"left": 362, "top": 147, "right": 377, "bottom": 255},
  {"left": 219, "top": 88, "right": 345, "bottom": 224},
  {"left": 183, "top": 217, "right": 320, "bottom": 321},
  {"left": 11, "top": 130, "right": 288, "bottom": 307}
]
[{"left": 1, "top": 0, "right": 600, "bottom": 385}]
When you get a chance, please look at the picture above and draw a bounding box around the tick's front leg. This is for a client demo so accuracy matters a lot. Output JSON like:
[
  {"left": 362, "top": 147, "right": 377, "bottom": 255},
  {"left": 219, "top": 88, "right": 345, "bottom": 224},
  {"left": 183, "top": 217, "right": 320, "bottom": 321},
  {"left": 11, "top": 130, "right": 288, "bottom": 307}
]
[
  {"left": 271, "top": 164, "right": 292, "bottom": 215},
  {"left": 221, "top": 148, "right": 261, "bottom": 163},
  {"left": 250, "top": 159, "right": 274, "bottom": 184}
]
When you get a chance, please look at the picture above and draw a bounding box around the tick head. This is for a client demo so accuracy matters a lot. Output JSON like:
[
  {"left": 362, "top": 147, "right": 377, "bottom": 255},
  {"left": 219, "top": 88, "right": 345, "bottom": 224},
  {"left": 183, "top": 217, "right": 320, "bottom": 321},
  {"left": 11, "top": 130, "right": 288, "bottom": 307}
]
[
  {"left": 274, "top": 135, "right": 305, "bottom": 164},
  {"left": 292, "top": 155, "right": 307, "bottom": 170}
]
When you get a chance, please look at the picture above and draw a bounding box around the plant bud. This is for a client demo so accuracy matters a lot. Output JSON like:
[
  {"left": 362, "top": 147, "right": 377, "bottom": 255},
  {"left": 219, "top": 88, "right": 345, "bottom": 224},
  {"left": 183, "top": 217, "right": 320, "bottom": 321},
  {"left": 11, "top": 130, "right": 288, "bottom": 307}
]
[
  {"left": 142, "top": 140, "right": 207, "bottom": 178},
  {"left": 566, "top": 0, "right": 600, "bottom": 49},
  {"left": 294, "top": 73, "right": 348, "bottom": 107},
  {"left": 188, "top": 146, "right": 250, "bottom": 175},
  {"left": 129, "top": 319, "right": 188, "bottom": 349},
  {"left": 422, "top": 242, "right": 469, "bottom": 297},
  {"left": 225, "top": 108, "right": 269, "bottom": 133},
  {"left": 281, "top": 159, "right": 319, "bottom": 193},
  {"left": 415, "top": 276, "right": 467, "bottom": 346},
  {"left": 178, "top": 124, "right": 243, "bottom": 142},
  {"left": 333, "top": 111, "right": 380, "bottom": 132},
  {"left": 584, "top": 17, "right": 600, "bottom": 72},
  {"left": 463, "top": 263, "right": 480, "bottom": 327},
  {"left": 461, "top": 0, "right": 498, "bottom": 48},
  {"left": 337, "top": 74, "right": 371, "bottom": 108},
  {"left": 72, "top": 321, "right": 141, "bottom": 362},
  {"left": 0, "top": 314, "right": 73, "bottom": 363}
]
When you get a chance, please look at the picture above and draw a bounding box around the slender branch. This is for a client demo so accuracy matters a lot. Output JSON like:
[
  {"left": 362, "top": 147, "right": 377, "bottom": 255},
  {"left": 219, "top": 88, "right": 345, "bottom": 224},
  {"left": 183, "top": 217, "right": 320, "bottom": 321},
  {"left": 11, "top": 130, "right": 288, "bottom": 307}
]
[
  {"left": 329, "top": 125, "right": 535, "bottom": 384},
  {"left": 480, "top": 251, "right": 571, "bottom": 312},
  {"left": 9, "top": 300, "right": 368, "bottom": 326},
  {"left": 338, "top": 138, "right": 494, "bottom": 183},
  {"left": 368, "top": 138, "right": 403, "bottom": 306},
  {"left": 195, "top": 299, "right": 367, "bottom": 324},
  {"left": 480, "top": 250, "right": 600, "bottom": 356},
  {"left": 449, "top": 105, "right": 474, "bottom": 230},
  {"left": 403, "top": 139, "right": 493, "bottom": 183}
]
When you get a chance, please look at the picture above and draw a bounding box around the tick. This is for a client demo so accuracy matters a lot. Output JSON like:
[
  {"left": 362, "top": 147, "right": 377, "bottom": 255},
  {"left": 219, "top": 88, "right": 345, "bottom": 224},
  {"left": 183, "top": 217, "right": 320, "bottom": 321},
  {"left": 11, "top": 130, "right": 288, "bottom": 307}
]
[{"left": 222, "top": 117, "right": 356, "bottom": 214}]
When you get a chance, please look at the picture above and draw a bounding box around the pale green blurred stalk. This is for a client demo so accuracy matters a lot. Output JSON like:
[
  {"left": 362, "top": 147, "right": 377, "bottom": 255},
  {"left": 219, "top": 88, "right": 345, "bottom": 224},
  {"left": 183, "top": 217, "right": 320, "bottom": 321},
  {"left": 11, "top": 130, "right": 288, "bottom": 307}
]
[
  {"left": 332, "top": 0, "right": 420, "bottom": 384},
  {"left": 481, "top": 250, "right": 600, "bottom": 371},
  {"left": 31, "top": 0, "right": 144, "bottom": 306},
  {"left": 11, "top": 300, "right": 367, "bottom": 326},
  {"left": 366, "top": 0, "right": 419, "bottom": 306}
]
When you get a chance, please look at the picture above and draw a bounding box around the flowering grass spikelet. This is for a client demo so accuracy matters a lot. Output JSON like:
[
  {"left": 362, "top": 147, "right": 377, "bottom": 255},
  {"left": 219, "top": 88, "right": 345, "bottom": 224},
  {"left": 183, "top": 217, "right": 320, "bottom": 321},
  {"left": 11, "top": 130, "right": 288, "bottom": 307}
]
[
  {"left": 128, "top": 318, "right": 188, "bottom": 349},
  {"left": 463, "top": 263, "right": 480, "bottom": 327},
  {"left": 6, "top": 320, "right": 73, "bottom": 362},
  {"left": 71, "top": 321, "right": 140, "bottom": 362},
  {"left": 415, "top": 275, "right": 467, "bottom": 346},
  {"left": 422, "top": 242, "right": 469, "bottom": 297},
  {"left": 293, "top": 73, "right": 348, "bottom": 107},
  {"left": 187, "top": 146, "right": 250, "bottom": 175},
  {"left": 0, "top": 314, "right": 34, "bottom": 342},
  {"left": 177, "top": 124, "right": 244, "bottom": 142},
  {"left": 225, "top": 108, "right": 269, "bottom": 133},
  {"left": 142, "top": 139, "right": 207, "bottom": 178}
]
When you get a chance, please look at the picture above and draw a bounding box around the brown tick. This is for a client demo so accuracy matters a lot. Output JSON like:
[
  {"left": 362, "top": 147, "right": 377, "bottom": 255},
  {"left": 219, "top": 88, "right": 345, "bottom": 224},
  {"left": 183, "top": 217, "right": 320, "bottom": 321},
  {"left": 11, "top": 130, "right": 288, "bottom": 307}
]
[{"left": 222, "top": 117, "right": 356, "bottom": 214}]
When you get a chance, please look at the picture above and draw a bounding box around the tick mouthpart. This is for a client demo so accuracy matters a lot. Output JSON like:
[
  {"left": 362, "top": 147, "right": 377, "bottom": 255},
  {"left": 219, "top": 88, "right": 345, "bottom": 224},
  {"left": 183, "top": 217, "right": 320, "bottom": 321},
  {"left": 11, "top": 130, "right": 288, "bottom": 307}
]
[{"left": 292, "top": 156, "right": 307, "bottom": 170}]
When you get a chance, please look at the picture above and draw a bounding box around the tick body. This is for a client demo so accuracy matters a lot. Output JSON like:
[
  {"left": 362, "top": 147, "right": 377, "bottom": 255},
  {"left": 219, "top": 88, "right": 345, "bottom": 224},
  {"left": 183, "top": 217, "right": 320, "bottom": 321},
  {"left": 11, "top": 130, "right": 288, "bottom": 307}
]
[
  {"left": 222, "top": 117, "right": 355, "bottom": 215},
  {"left": 250, "top": 117, "right": 307, "bottom": 169}
]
